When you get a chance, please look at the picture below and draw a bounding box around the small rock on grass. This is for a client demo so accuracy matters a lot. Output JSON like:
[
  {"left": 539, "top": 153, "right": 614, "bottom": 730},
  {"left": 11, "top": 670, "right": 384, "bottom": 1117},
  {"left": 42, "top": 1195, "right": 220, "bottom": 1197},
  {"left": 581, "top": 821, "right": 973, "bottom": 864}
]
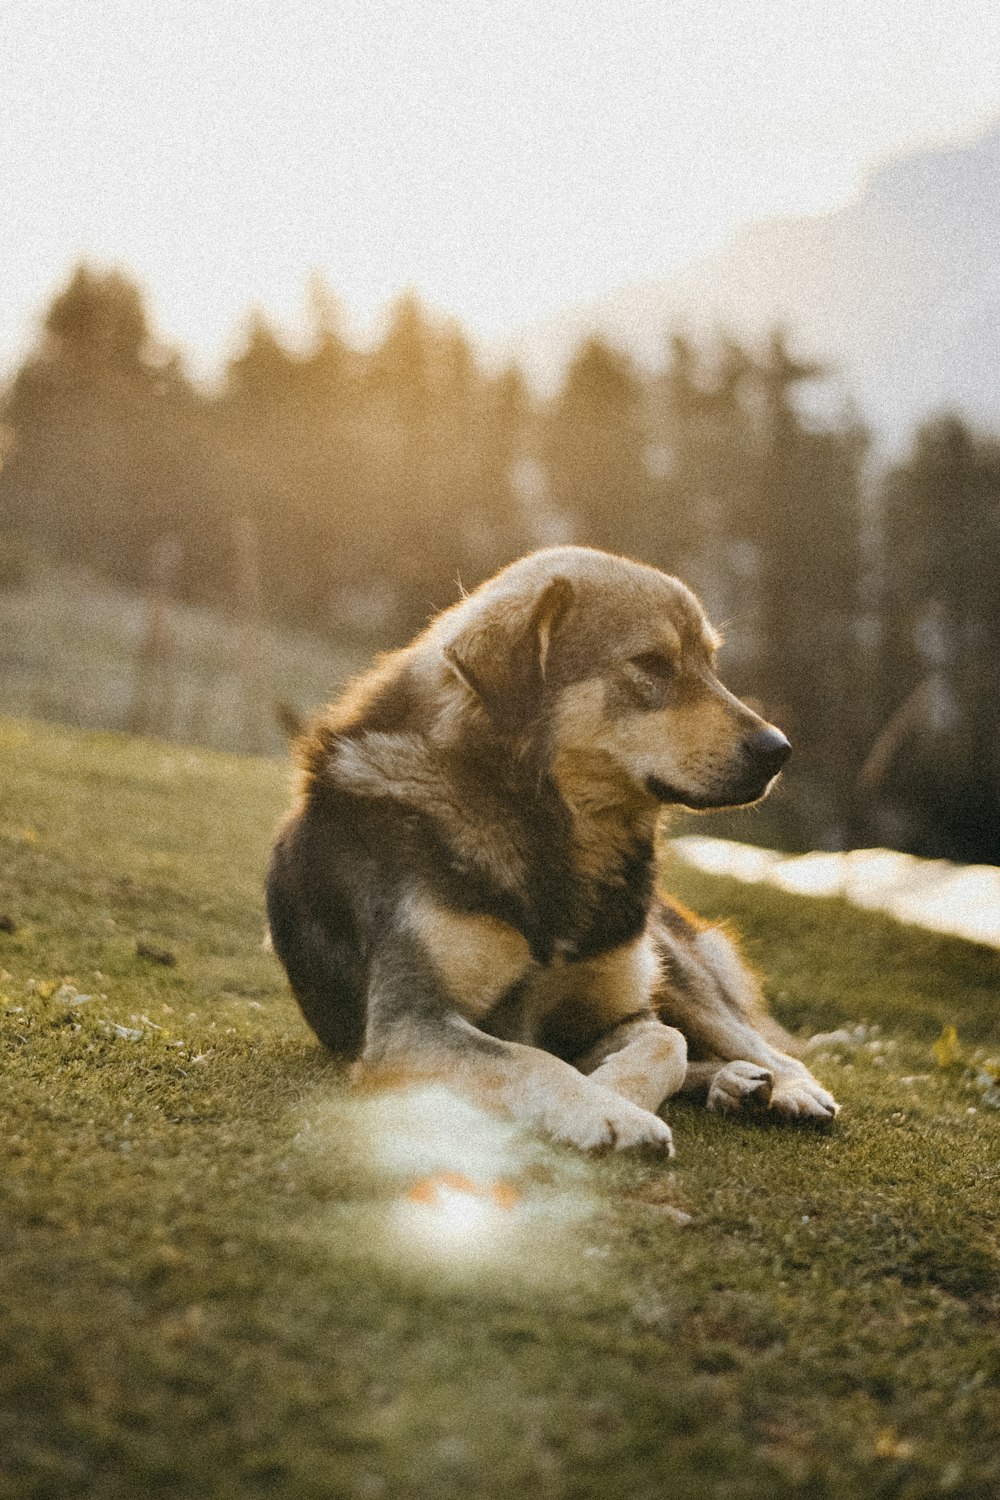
[
  {"left": 649, "top": 1204, "right": 694, "bottom": 1226},
  {"left": 630, "top": 1184, "right": 694, "bottom": 1226},
  {"left": 0, "top": 914, "right": 16, "bottom": 934},
  {"left": 111, "top": 1023, "right": 144, "bottom": 1041},
  {"left": 136, "top": 939, "right": 177, "bottom": 967}
]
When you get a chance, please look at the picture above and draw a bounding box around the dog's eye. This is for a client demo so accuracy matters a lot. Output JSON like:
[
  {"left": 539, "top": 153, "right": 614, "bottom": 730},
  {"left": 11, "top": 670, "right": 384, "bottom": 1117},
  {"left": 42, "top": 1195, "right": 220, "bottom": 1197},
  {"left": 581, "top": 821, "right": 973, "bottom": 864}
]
[
  {"left": 630, "top": 652, "right": 673, "bottom": 680},
  {"left": 622, "top": 652, "right": 674, "bottom": 708}
]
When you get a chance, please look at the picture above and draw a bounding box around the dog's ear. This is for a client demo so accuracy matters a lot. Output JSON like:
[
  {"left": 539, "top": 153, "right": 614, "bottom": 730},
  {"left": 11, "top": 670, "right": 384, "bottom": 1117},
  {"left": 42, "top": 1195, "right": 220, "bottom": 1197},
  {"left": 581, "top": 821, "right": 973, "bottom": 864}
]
[{"left": 443, "top": 575, "right": 574, "bottom": 730}]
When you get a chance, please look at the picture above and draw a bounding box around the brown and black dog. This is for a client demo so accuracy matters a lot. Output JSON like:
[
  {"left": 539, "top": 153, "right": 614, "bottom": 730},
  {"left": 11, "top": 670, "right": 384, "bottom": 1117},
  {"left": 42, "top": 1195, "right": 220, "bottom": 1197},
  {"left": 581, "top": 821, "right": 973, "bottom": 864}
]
[{"left": 266, "top": 546, "right": 838, "bottom": 1154}]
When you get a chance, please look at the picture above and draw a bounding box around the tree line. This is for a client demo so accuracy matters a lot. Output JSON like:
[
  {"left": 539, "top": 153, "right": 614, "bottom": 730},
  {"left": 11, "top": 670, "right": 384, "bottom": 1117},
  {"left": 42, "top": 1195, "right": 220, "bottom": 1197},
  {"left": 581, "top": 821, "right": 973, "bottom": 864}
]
[{"left": 1, "top": 263, "right": 997, "bottom": 863}]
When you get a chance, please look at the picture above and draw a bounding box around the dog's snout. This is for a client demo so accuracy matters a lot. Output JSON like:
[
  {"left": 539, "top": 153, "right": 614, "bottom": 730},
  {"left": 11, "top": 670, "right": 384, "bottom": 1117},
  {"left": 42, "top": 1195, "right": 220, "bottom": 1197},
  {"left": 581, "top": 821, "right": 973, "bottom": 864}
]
[{"left": 742, "top": 725, "right": 791, "bottom": 777}]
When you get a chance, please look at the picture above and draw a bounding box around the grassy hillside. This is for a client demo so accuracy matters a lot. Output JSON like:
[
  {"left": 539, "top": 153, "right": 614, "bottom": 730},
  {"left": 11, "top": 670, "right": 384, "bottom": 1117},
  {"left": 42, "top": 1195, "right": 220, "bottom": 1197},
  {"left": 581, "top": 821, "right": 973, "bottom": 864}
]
[
  {"left": 0, "top": 566, "right": 367, "bottom": 755},
  {"left": 2, "top": 716, "right": 999, "bottom": 1500}
]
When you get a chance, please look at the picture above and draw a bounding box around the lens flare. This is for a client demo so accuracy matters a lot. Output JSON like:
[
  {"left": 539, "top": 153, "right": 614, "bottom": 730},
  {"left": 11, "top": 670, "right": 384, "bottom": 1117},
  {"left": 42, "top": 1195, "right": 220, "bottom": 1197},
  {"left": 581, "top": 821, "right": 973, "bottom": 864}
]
[
  {"left": 298, "top": 1084, "right": 599, "bottom": 1283},
  {"left": 406, "top": 1171, "right": 519, "bottom": 1211},
  {"left": 396, "top": 1171, "right": 521, "bottom": 1256}
]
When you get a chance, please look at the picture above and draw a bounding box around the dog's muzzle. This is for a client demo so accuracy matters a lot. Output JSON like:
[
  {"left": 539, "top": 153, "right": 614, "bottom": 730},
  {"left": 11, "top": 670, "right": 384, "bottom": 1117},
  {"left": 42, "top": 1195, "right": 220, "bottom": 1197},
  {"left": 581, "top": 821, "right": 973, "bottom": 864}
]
[{"left": 646, "top": 724, "right": 791, "bottom": 809}]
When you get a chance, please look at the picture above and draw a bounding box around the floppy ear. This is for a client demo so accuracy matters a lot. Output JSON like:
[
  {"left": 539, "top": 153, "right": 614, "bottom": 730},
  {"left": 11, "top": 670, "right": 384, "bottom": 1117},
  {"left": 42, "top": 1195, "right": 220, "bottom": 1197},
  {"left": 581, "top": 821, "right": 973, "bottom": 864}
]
[{"left": 443, "top": 575, "right": 574, "bottom": 731}]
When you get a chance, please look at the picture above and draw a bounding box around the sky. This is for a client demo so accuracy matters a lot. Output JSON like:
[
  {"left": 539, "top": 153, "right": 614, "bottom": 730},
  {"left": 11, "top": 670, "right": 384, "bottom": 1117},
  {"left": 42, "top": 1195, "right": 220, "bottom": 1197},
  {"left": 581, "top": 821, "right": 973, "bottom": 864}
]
[{"left": 2, "top": 0, "right": 1000, "bottom": 377}]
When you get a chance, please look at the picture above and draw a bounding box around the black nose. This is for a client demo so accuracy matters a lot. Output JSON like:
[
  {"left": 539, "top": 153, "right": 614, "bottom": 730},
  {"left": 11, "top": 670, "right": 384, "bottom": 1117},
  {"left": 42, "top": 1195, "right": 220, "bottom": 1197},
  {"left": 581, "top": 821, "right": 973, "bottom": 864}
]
[{"left": 743, "top": 725, "right": 791, "bottom": 777}]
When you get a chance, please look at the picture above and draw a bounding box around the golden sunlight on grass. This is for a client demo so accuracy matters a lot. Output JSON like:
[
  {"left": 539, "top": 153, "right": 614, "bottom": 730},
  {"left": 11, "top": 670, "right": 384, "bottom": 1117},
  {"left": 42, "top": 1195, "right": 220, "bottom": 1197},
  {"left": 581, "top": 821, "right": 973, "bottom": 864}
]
[{"left": 673, "top": 836, "right": 1000, "bottom": 947}]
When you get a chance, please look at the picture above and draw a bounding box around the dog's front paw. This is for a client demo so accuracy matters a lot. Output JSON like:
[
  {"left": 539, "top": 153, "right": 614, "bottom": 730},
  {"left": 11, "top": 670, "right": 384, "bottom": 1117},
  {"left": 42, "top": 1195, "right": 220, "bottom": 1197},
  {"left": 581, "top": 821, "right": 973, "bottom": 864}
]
[
  {"left": 707, "top": 1060, "right": 774, "bottom": 1113},
  {"left": 547, "top": 1087, "right": 675, "bottom": 1155},
  {"left": 769, "top": 1076, "right": 839, "bottom": 1122}
]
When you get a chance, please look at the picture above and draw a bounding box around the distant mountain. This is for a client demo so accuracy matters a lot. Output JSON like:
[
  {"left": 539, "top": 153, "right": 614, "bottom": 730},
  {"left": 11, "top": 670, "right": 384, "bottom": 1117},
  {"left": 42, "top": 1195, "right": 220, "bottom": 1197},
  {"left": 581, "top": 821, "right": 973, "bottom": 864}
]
[{"left": 502, "top": 123, "right": 1000, "bottom": 451}]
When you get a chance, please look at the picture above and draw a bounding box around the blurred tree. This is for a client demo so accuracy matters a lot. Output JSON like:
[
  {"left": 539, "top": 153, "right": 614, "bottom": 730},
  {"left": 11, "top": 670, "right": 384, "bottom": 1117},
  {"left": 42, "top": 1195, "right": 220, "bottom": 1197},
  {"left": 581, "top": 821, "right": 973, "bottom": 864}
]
[
  {"left": 0, "top": 263, "right": 224, "bottom": 601},
  {"left": 225, "top": 311, "right": 302, "bottom": 410},
  {"left": 218, "top": 292, "right": 368, "bottom": 627},
  {"left": 15, "top": 262, "right": 1000, "bottom": 864},
  {"left": 644, "top": 329, "right": 869, "bottom": 847},
  {"left": 360, "top": 296, "right": 529, "bottom": 630},
  {"left": 362, "top": 292, "right": 437, "bottom": 626},
  {"left": 878, "top": 416, "right": 1000, "bottom": 859},
  {"left": 544, "top": 336, "right": 651, "bottom": 556},
  {"left": 646, "top": 334, "right": 756, "bottom": 609},
  {"left": 45, "top": 263, "right": 149, "bottom": 370},
  {"left": 303, "top": 273, "right": 352, "bottom": 413},
  {"left": 736, "top": 332, "right": 869, "bottom": 845},
  {"left": 479, "top": 362, "right": 534, "bottom": 565}
]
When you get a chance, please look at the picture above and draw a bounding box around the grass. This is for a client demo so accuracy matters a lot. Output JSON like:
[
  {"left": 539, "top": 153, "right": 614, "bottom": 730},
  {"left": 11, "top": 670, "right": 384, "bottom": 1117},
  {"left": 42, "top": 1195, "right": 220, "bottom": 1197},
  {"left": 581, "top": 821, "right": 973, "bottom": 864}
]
[{"left": 2, "top": 713, "right": 999, "bottom": 1500}]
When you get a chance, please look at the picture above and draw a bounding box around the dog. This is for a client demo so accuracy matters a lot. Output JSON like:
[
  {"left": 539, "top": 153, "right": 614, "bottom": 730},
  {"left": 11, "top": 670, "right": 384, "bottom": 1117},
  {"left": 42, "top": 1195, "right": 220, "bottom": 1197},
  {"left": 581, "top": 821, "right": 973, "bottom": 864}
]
[{"left": 266, "top": 546, "right": 838, "bottom": 1154}]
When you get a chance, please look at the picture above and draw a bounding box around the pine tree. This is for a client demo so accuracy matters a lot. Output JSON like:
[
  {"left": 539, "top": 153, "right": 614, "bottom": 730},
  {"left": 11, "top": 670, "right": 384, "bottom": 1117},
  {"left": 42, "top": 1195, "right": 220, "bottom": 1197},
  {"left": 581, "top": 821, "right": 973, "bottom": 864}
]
[
  {"left": 544, "top": 336, "right": 651, "bottom": 555},
  {"left": 0, "top": 263, "right": 217, "bottom": 598}
]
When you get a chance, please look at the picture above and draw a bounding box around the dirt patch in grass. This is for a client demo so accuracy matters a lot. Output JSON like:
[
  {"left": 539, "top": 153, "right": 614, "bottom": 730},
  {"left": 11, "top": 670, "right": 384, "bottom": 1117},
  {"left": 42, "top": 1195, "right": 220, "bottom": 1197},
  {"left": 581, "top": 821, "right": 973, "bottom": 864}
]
[{"left": 2, "top": 717, "right": 999, "bottom": 1499}]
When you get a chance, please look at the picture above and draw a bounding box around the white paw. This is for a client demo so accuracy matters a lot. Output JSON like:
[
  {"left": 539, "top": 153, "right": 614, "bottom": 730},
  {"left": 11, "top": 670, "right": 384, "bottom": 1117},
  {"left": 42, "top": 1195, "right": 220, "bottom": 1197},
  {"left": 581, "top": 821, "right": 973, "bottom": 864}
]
[
  {"left": 769, "top": 1076, "right": 840, "bottom": 1121},
  {"left": 707, "top": 1060, "right": 774, "bottom": 1113},
  {"left": 546, "top": 1085, "right": 675, "bottom": 1155}
]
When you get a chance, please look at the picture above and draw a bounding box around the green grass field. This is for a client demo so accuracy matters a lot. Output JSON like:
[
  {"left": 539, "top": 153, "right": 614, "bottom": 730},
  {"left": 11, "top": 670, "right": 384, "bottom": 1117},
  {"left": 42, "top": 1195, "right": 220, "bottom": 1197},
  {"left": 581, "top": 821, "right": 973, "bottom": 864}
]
[{"left": 2, "top": 715, "right": 999, "bottom": 1500}]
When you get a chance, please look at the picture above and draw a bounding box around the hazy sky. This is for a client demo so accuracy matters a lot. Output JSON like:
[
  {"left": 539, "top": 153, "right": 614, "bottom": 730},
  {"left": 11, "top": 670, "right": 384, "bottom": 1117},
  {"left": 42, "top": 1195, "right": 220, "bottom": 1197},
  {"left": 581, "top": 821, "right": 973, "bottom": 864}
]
[{"left": 2, "top": 0, "right": 1000, "bottom": 374}]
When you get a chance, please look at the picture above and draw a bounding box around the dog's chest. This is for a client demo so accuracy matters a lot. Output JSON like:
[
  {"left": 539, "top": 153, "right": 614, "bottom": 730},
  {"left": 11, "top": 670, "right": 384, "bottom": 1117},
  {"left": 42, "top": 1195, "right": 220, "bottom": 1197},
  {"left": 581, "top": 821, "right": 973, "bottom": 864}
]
[
  {"left": 414, "top": 782, "right": 656, "bottom": 1037},
  {"left": 481, "top": 930, "right": 662, "bottom": 1056},
  {"left": 423, "top": 766, "right": 654, "bottom": 961},
  {"left": 523, "top": 837, "right": 654, "bottom": 964},
  {"left": 406, "top": 871, "right": 659, "bottom": 1054}
]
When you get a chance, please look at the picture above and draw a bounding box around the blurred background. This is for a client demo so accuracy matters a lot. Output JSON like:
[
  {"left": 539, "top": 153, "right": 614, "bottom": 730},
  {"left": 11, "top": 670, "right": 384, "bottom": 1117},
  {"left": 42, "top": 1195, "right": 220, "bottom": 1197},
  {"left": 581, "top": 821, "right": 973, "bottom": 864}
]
[{"left": 3, "top": 0, "right": 1000, "bottom": 861}]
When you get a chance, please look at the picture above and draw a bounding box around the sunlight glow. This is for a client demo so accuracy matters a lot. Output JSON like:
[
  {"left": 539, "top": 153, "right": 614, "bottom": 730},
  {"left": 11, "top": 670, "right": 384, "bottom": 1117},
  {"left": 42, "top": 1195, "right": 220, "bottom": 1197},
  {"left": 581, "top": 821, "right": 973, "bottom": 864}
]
[
  {"left": 368, "top": 1086, "right": 599, "bottom": 1278},
  {"left": 672, "top": 837, "right": 1000, "bottom": 947},
  {"left": 395, "top": 1172, "right": 520, "bottom": 1259},
  {"left": 369, "top": 1089, "right": 536, "bottom": 1268},
  {"left": 366, "top": 1085, "right": 527, "bottom": 1183},
  {"left": 672, "top": 836, "right": 781, "bottom": 884},
  {"left": 293, "top": 1084, "right": 598, "bottom": 1282},
  {"left": 4, "top": 0, "right": 1000, "bottom": 373}
]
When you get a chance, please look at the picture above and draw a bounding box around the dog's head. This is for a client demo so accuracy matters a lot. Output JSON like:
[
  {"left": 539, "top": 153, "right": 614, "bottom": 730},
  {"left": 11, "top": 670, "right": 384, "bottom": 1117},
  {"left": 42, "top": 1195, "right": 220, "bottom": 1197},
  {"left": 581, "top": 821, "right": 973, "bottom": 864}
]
[{"left": 436, "top": 546, "right": 789, "bottom": 810}]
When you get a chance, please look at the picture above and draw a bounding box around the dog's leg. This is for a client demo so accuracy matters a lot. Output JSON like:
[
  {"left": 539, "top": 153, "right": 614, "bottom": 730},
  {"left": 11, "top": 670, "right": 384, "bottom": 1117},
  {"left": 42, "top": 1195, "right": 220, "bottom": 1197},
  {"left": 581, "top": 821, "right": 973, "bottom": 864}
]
[
  {"left": 573, "top": 1017, "right": 688, "bottom": 1115},
  {"left": 676, "top": 1058, "right": 775, "bottom": 1113},
  {"left": 655, "top": 915, "right": 839, "bottom": 1121},
  {"left": 681, "top": 1012, "right": 837, "bottom": 1120},
  {"left": 360, "top": 940, "right": 675, "bottom": 1153}
]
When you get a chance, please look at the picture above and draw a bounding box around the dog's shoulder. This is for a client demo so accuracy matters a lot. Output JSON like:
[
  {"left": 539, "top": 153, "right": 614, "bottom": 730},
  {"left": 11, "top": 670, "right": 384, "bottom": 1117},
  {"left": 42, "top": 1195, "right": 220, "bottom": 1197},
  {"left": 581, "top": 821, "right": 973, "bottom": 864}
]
[
  {"left": 293, "top": 653, "right": 446, "bottom": 828},
  {"left": 294, "top": 648, "right": 422, "bottom": 785},
  {"left": 292, "top": 646, "right": 538, "bottom": 906}
]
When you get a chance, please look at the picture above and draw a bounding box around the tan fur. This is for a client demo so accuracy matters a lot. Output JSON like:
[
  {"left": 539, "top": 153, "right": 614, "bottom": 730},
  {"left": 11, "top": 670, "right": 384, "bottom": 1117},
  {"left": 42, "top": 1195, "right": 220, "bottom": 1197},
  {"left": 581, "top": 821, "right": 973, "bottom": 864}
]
[
  {"left": 501, "top": 932, "right": 666, "bottom": 1059},
  {"left": 577, "top": 1018, "right": 689, "bottom": 1114},
  {"left": 550, "top": 667, "right": 765, "bottom": 816},
  {"left": 404, "top": 894, "right": 532, "bottom": 1017},
  {"left": 585, "top": 932, "right": 663, "bottom": 1015},
  {"left": 552, "top": 716, "right": 659, "bottom": 887},
  {"left": 655, "top": 911, "right": 835, "bottom": 1117},
  {"left": 359, "top": 1026, "right": 677, "bottom": 1153}
]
